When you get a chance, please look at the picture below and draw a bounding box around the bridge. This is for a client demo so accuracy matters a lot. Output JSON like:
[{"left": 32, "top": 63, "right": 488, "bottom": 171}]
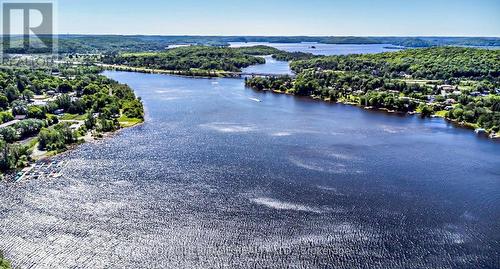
[{"left": 230, "top": 72, "right": 295, "bottom": 78}]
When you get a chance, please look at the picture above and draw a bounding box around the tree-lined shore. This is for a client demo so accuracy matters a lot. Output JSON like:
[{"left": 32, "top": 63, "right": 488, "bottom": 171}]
[
  {"left": 100, "top": 45, "right": 309, "bottom": 74},
  {"left": 246, "top": 47, "right": 500, "bottom": 136},
  {"left": 0, "top": 64, "right": 144, "bottom": 175}
]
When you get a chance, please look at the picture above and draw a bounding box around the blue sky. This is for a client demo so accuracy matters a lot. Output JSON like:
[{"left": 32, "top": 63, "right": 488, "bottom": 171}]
[{"left": 53, "top": 0, "right": 500, "bottom": 36}]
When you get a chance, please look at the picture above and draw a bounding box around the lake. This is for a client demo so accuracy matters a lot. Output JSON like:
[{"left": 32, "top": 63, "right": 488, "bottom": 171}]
[
  {"left": 241, "top": 55, "right": 293, "bottom": 75},
  {"left": 0, "top": 49, "right": 499, "bottom": 269},
  {"left": 230, "top": 42, "right": 403, "bottom": 55}
]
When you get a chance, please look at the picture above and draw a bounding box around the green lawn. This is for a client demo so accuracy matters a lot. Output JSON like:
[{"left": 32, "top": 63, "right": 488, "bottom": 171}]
[
  {"left": 59, "top": 114, "right": 87, "bottom": 121},
  {"left": 118, "top": 115, "right": 143, "bottom": 128},
  {"left": 399, "top": 79, "right": 440, "bottom": 85},
  {"left": 434, "top": 110, "right": 448, "bottom": 117}
]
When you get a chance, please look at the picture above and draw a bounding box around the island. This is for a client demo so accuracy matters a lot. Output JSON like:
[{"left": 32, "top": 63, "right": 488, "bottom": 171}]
[{"left": 100, "top": 45, "right": 290, "bottom": 77}]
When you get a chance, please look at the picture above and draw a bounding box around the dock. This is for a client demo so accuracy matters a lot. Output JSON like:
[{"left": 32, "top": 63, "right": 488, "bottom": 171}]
[{"left": 13, "top": 160, "right": 68, "bottom": 182}]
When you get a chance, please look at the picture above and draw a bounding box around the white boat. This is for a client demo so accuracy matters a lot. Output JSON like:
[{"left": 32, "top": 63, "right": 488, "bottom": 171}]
[{"left": 249, "top": 98, "right": 262, "bottom": 102}]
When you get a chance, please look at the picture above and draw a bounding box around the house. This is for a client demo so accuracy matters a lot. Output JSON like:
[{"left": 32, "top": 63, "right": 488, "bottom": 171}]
[
  {"left": 398, "top": 72, "right": 412, "bottom": 78},
  {"left": 438, "top": 85, "right": 457, "bottom": 92},
  {"left": 444, "top": 106, "right": 454, "bottom": 111},
  {"left": 470, "top": 91, "right": 481, "bottom": 97},
  {"left": 32, "top": 100, "right": 48, "bottom": 106},
  {"left": 445, "top": 99, "right": 456, "bottom": 105}
]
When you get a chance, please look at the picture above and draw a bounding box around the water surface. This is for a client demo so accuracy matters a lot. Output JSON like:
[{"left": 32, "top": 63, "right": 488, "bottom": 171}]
[
  {"left": 230, "top": 42, "right": 402, "bottom": 55},
  {"left": 241, "top": 55, "right": 293, "bottom": 75},
  {"left": 0, "top": 58, "right": 499, "bottom": 269}
]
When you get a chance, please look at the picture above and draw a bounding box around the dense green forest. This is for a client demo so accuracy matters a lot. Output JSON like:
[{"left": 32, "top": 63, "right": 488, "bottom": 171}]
[
  {"left": 0, "top": 66, "right": 144, "bottom": 173},
  {"left": 103, "top": 46, "right": 265, "bottom": 72},
  {"left": 246, "top": 47, "right": 500, "bottom": 134},
  {"left": 3, "top": 35, "right": 499, "bottom": 54},
  {"left": 102, "top": 45, "right": 316, "bottom": 74},
  {"left": 290, "top": 47, "right": 500, "bottom": 81},
  {"left": 102, "top": 46, "right": 279, "bottom": 73},
  {"left": 230, "top": 45, "right": 315, "bottom": 61}
]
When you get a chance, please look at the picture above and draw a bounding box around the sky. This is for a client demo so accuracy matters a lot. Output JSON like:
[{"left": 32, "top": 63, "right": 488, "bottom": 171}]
[{"left": 16, "top": 0, "right": 500, "bottom": 36}]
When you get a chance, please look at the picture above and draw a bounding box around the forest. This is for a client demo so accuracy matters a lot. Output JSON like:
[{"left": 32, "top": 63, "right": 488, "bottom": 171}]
[
  {"left": 102, "top": 46, "right": 267, "bottom": 73},
  {"left": 290, "top": 47, "right": 500, "bottom": 82},
  {"left": 3, "top": 35, "right": 500, "bottom": 54},
  {"left": 0, "top": 66, "right": 144, "bottom": 173},
  {"left": 102, "top": 45, "right": 318, "bottom": 74}
]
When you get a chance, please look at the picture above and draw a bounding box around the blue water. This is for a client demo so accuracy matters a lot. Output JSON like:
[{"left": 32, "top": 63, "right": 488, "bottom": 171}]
[
  {"left": 0, "top": 45, "right": 499, "bottom": 269},
  {"left": 230, "top": 42, "right": 403, "bottom": 55},
  {"left": 241, "top": 55, "right": 293, "bottom": 75}
]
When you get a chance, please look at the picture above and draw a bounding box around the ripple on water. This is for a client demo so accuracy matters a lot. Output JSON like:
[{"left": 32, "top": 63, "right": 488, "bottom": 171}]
[{"left": 0, "top": 71, "right": 499, "bottom": 269}]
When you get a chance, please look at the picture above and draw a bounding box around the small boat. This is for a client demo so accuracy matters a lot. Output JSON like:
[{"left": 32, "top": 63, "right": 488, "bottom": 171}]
[
  {"left": 249, "top": 98, "right": 262, "bottom": 102},
  {"left": 474, "top": 128, "right": 486, "bottom": 134}
]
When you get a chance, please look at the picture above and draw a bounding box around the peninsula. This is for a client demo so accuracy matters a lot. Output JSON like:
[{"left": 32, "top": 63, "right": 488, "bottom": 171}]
[{"left": 0, "top": 62, "right": 144, "bottom": 178}]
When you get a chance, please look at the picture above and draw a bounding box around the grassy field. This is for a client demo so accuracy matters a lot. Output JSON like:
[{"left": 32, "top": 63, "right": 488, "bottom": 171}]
[
  {"left": 400, "top": 79, "right": 440, "bottom": 85},
  {"left": 59, "top": 114, "right": 87, "bottom": 121},
  {"left": 118, "top": 115, "right": 143, "bottom": 128},
  {"left": 434, "top": 110, "right": 448, "bottom": 117}
]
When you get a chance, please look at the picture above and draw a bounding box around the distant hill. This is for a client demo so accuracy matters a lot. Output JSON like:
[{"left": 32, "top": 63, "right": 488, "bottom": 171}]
[{"left": 1, "top": 35, "right": 499, "bottom": 54}]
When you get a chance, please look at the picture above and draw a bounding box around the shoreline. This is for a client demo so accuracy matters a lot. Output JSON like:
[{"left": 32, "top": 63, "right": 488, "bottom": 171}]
[
  {"left": 259, "top": 88, "right": 500, "bottom": 140},
  {"left": 103, "top": 68, "right": 500, "bottom": 141},
  {"left": 98, "top": 64, "right": 242, "bottom": 79},
  {"left": 1, "top": 120, "right": 144, "bottom": 183},
  {"left": 35, "top": 119, "right": 144, "bottom": 160}
]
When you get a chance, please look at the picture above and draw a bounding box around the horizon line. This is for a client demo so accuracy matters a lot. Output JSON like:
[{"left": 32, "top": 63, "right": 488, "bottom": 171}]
[{"left": 3, "top": 34, "right": 500, "bottom": 38}]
